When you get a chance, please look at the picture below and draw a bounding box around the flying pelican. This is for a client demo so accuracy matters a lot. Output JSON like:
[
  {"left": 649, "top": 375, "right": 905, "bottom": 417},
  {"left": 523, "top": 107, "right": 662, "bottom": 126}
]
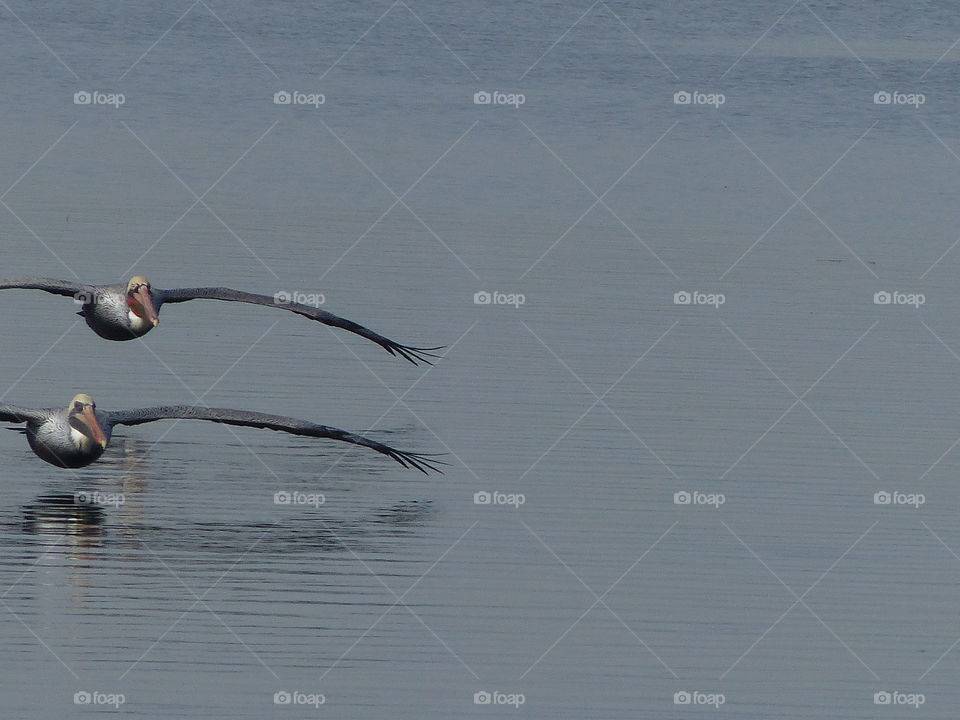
[
  {"left": 0, "top": 276, "right": 441, "bottom": 364},
  {"left": 0, "top": 394, "right": 443, "bottom": 473}
]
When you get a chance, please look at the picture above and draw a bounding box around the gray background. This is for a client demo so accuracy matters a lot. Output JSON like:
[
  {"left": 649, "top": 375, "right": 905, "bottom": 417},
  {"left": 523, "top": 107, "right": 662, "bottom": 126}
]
[{"left": 1, "top": 1, "right": 959, "bottom": 717}]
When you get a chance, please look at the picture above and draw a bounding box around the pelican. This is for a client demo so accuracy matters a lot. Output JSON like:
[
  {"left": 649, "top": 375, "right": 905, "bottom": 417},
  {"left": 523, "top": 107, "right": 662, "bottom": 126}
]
[
  {"left": 0, "top": 394, "right": 443, "bottom": 473},
  {"left": 0, "top": 276, "right": 440, "bottom": 364}
]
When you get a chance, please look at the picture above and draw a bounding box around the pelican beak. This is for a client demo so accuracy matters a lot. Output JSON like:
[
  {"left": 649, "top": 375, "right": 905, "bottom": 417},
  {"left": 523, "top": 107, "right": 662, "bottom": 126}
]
[
  {"left": 78, "top": 406, "right": 108, "bottom": 449},
  {"left": 131, "top": 286, "right": 160, "bottom": 327}
]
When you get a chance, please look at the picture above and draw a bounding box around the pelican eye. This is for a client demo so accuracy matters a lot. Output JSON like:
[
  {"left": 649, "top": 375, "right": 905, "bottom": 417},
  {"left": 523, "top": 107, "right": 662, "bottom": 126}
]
[{"left": 73, "top": 402, "right": 84, "bottom": 412}]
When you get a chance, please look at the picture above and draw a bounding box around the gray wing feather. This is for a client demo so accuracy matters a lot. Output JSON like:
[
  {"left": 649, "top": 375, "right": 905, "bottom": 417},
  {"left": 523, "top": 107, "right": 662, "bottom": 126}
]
[
  {"left": 0, "top": 404, "right": 44, "bottom": 423},
  {"left": 157, "top": 287, "right": 441, "bottom": 365},
  {"left": 104, "top": 405, "right": 443, "bottom": 473},
  {"left": 0, "top": 277, "right": 93, "bottom": 298}
]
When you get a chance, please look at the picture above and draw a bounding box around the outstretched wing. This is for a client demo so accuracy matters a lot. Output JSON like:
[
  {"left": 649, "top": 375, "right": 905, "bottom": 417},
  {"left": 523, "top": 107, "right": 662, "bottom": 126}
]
[
  {"left": 104, "top": 405, "right": 444, "bottom": 474},
  {"left": 0, "top": 404, "right": 44, "bottom": 424},
  {"left": 157, "top": 287, "right": 442, "bottom": 365},
  {"left": 0, "top": 276, "right": 94, "bottom": 300}
]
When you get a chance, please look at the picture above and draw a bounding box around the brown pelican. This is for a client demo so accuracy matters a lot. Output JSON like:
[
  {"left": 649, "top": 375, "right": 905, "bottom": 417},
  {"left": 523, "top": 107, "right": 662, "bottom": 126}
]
[
  {"left": 0, "top": 394, "right": 443, "bottom": 473},
  {"left": 0, "top": 276, "right": 441, "bottom": 364}
]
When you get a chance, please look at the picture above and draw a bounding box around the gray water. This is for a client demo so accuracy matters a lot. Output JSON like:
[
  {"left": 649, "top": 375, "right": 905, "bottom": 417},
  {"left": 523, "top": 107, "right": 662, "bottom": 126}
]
[{"left": 2, "top": 1, "right": 960, "bottom": 717}]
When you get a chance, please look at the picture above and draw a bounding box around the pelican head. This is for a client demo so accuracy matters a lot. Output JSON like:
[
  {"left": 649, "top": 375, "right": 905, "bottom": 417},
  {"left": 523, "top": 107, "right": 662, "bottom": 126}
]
[
  {"left": 67, "top": 393, "right": 108, "bottom": 449},
  {"left": 126, "top": 275, "right": 159, "bottom": 328}
]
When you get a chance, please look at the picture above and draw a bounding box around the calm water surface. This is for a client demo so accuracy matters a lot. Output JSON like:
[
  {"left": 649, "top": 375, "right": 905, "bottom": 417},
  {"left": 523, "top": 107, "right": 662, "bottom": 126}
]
[{"left": 2, "top": 1, "right": 960, "bottom": 717}]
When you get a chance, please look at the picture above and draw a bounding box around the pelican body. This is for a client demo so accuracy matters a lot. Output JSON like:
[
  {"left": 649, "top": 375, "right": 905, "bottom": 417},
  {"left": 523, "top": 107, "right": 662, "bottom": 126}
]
[
  {"left": 1, "top": 394, "right": 442, "bottom": 473},
  {"left": 0, "top": 276, "right": 440, "bottom": 364}
]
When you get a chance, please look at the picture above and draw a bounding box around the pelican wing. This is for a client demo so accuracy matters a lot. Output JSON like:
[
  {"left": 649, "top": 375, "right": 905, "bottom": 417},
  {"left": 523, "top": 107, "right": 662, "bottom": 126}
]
[
  {"left": 0, "top": 276, "right": 94, "bottom": 299},
  {"left": 104, "top": 406, "right": 444, "bottom": 474},
  {"left": 157, "top": 287, "right": 441, "bottom": 365},
  {"left": 0, "top": 404, "right": 44, "bottom": 424}
]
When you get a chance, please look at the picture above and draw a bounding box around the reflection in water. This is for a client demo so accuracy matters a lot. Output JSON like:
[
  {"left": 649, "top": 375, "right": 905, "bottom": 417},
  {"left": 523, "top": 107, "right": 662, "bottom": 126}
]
[{"left": 21, "top": 492, "right": 105, "bottom": 538}]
